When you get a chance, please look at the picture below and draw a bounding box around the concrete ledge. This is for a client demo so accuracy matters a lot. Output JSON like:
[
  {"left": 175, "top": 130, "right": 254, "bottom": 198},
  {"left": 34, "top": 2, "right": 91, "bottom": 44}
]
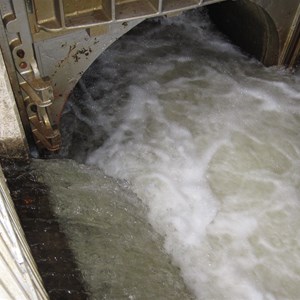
[{"left": 0, "top": 51, "right": 29, "bottom": 159}]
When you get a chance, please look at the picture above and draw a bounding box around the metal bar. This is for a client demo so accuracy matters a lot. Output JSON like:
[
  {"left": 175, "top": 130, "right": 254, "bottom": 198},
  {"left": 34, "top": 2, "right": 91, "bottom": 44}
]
[
  {"left": 278, "top": 3, "right": 300, "bottom": 67},
  {"left": 112, "top": 0, "right": 116, "bottom": 21},
  {"left": 58, "top": 0, "right": 66, "bottom": 29}
]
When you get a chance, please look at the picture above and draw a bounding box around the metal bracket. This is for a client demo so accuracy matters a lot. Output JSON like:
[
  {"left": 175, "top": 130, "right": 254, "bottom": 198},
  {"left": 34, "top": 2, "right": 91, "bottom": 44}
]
[
  {"left": 19, "top": 74, "right": 61, "bottom": 151},
  {"left": 1, "top": 0, "right": 61, "bottom": 152}
]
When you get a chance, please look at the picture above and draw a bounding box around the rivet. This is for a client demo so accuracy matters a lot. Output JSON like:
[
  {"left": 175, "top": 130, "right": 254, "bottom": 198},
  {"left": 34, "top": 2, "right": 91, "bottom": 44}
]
[{"left": 19, "top": 61, "right": 28, "bottom": 69}]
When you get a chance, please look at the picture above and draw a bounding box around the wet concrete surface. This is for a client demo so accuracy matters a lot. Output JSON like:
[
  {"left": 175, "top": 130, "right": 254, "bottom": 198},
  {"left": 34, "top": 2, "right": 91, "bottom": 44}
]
[{"left": 1, "top": 158, "right": 89, "bottom": 300}]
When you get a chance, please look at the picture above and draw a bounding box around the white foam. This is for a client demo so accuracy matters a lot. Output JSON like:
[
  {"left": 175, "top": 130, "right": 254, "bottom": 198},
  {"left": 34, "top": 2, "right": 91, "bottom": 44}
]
[{"left": 81, "top": 9, "right": 300, "bottom": 300}]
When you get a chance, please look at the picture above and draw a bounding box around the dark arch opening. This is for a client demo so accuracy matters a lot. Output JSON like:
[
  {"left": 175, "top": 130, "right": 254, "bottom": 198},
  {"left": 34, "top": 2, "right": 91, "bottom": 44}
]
[
  {"left": 58, "top": 4, "right": 281, "bottom": 161},
  {"left": 207, "top": 0, "right": 279, "bottom": 66}
]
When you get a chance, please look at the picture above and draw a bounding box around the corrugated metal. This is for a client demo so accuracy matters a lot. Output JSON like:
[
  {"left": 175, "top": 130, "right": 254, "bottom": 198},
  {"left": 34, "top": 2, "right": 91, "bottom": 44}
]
[
  {"left": 0, "top": 166, "right": 48, "bottom": 299},
  {"left": 0, "top": 167, "right": 48, "bottom": 299}
]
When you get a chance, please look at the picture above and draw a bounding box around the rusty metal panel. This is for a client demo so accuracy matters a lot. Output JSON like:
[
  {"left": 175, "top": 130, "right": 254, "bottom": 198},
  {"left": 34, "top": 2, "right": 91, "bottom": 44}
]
[
  {"left": 29, "top": 0, "right": 216, "bottom": 32},
  {"left": 63, "top": 0, "right": 112, "bottom": 27},
  {"left": 33, "top": 0, "right": 62, "bottom": 29},
  {"left": 163, "top": 0, "right": 200, "bottom": 12},
  {"left": 115, "top": 0, "right": 159, "bottom": 19}
]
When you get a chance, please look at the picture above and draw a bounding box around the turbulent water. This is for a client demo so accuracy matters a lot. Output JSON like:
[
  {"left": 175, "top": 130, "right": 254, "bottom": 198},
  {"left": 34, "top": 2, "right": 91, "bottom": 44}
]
[
  {"left": 33, "top": 159, "right": 193, "bottom": 299},
  {"left": 39, "top": 9, "right": 300, "bottom": 300}
]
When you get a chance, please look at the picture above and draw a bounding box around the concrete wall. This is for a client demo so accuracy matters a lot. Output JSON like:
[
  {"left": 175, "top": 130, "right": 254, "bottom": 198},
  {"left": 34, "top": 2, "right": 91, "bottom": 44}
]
[{"left": 0, "top": 50, "right": 28, "bottom": 158}]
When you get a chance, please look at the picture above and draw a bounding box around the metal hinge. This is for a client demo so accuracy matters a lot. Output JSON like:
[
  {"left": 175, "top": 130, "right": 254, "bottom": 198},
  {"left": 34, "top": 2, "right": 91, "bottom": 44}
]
[
  {"left": 19, "top": 74, "right": 61, "bottom": 152},
  {"left": 1, "top": 0, "right": 61, "bottom": 152}
]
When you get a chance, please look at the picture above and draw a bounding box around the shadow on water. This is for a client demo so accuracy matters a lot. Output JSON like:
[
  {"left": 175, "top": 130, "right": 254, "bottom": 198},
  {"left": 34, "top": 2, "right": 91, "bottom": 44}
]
[{"left": 0, "top": 158, "right": 90, "bottom": 299}]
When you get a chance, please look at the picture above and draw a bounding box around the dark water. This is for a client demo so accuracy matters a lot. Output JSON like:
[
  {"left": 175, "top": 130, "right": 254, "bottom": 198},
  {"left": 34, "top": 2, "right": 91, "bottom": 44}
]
[{"left": 1, "top": 159, "right": 89, "bottom": 299}]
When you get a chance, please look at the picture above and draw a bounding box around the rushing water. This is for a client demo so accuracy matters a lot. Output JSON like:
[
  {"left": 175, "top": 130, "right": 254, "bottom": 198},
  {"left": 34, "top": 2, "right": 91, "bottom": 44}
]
[
  {"left": 38, "top": 9, "right": 300, "bottom": 300},
  {"left": 33, "top": 159, "right": 193, "bottom": 299}
]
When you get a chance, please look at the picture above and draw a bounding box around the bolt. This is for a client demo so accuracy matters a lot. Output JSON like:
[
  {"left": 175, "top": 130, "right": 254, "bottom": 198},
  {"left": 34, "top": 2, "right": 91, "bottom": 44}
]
[
  {"left": 19, "top": 61, "right": 28, "bottom": 69},
  {"left": 30, "top": 104, "right": 37, "bottom": 113},
  {"left": 16, "top": 49, "right": 25, "bottom": 58}
]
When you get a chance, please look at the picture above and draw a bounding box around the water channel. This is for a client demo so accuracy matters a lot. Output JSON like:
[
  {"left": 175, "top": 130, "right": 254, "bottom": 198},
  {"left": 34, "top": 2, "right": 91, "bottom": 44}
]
[{"left": 33, "top": 9, "right": 300, "bottom": 300}]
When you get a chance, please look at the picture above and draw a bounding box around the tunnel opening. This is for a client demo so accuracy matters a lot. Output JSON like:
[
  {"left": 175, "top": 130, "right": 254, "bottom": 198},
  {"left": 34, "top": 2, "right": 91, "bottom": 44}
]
[
  {"left": 54, "top": 1, "right": 282, "bottom": 154},
  {"left": 58, "top": 17, "right": 166, "bottom": 162},
  {"left": 207, "top": 0, "right": 279, "bottom": 66},
  {"left": 58, "top": 3, "right": 281, "bottom": 161}
]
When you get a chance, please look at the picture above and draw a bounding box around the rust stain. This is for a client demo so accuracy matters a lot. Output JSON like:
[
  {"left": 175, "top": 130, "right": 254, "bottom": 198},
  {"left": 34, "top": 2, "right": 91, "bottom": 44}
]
[{"left": 72, "top": 47, "right": 92, "bottom": 62}]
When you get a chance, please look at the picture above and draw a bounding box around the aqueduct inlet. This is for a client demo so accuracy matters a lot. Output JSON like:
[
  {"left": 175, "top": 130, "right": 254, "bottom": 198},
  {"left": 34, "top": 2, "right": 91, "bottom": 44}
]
[{"left": 0, "top": 1, "right": 300, "bottom": 298}]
